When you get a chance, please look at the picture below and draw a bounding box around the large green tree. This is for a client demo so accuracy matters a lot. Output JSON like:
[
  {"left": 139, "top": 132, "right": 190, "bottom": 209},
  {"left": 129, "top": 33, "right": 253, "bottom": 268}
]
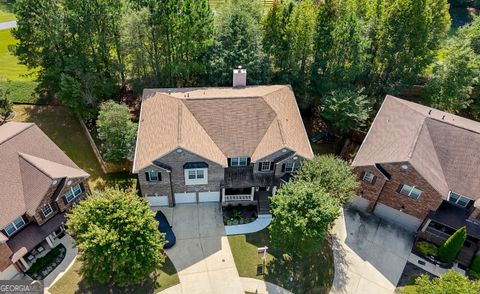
[
  {"left": 13, "top": 0, "right": 126, "bottom": 118},
  {"left": 67, "top": 188, "right": 166, "bottom": 286},
  {"left": 269, "top": 181, "right": 341, "bottom": 258},
  {"left": 423, "top": 39, "right": 480, "bottom": 114},
  {"left": 318, "top": 88, "right": 372, "bottom": 135},
  {"left": 414, "top": 271, "right": 480, "bottom": 294},
  {"left": 211, "top": 0, "right": 269, "bottom": 85},
  {"left": 97, "top": 101, "right": 137, "bottom": 164},
  {"left": 128, "top": 0, "right": 214, "bottom": 87},
  {"left": 294, "top": 154, "right": 359, "bottom": 206}
]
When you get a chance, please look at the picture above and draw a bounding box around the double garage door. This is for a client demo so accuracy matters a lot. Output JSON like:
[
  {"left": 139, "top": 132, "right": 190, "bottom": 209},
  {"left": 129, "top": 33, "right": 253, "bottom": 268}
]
[{"left": 174, "top": 191, "right": 220, "bottom": 204}]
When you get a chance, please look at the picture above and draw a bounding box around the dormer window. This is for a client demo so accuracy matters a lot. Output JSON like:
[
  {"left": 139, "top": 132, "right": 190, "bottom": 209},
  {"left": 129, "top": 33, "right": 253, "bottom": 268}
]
[
  {"left": 448, "top": 192, "right": 473, "bottom": 208},
  {"left": 65, "top": 184, "right": 82, "bottom": 203},
  {"left": 4, "top": 216, "right": 25, "bottom": 236},
  {"left": 230, "top": 157, "right": 248, "bottom": 167}
]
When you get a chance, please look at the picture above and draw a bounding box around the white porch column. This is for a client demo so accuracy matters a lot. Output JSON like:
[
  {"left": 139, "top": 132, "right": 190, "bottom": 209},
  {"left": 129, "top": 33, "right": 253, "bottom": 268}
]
[
  {"left": 222, "top": 188, "right": 226, "bottom": 203},
  {"left": 421, "top": 219, "right": 432, "bottom": 232},
  {"left": 272, "top": 186, "right": 277, "bottom": 195},
  {"left": 19, "top": 257, "right": 30, "bottom": 270},
  {"left": 45, "top": 234, "right": 54, "bottom": 247},
  {"left": 250, "top": 187, "right": 255, "bottom": 201}
]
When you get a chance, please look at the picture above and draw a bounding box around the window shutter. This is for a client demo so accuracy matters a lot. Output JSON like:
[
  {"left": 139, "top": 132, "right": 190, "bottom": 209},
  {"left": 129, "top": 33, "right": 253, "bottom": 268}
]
[
  {"left": 281, "top": 164, "right": 285, "bottom": 172},
  {"left": 360, "top": 171, "right": 365, "bottom": 181},
  {"left": 396, "top": 184, "right": 404, "bottom": 193},
  {"left": 371, "top": 175, "right": 377, "bottom": 185},
  {"left": 227, "top": 158, "right": 231, "bottom": 167},
  {"left": 258, "top": 163, "right": 262, "bottom": 171},
  {"left": 145, "top": 172, "right": 150, "bottom": 181},
  {"left": 270, "top": 162, "right": 274, "bottom": 171},
  {"left": 158, "top": 172, "right": 162, "bottom": 181},
  {"left": 80, "top": 182, "right": 85, "bottom": 192},
  {"left": 247, "top": 158, "right": 251, "bottom": 166}
]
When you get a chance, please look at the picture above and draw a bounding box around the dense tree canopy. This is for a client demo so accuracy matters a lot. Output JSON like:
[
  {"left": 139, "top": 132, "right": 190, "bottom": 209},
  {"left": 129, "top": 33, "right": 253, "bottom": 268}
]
[
  {"left": 211, "top": 0, "right": 269, "bottom": 86},
  {"left": 67, "top": 188, "right": 166, "bottom": 286},
  {"left": 0, "top": 85, "right": 13, "bottom": 125},
  {"left": 414, "top": 271, "right": 480, "bottom": 294},
  {"left": 97, "top": 101, "right": 137, "bottom": 164},
  {"left": 294, "top": 154, "right": 359, "bottom": 205}
]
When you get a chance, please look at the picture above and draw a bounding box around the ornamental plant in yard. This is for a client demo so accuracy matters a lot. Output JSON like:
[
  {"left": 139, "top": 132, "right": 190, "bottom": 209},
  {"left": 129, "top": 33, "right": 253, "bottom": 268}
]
[
  {"left": 414, "top": 271, "right": 480, "bottom": 294},
  {"left": 269, "top": 181, "right": 341, "bottom": 259},
  {"left": 97, "top": 100, "right": 137, "bottom": 164},
  {"left": 294, "top": 154, "right": 359, "bottom": 206},
  {"left": 67, "top": 188, "right": 166, "bottom": 286},
  {"left": 0, "top": 85, "right": 13, "bottom": 125},
  {"left": 437, "top": 226, "right": 467, "bottom": 263}
]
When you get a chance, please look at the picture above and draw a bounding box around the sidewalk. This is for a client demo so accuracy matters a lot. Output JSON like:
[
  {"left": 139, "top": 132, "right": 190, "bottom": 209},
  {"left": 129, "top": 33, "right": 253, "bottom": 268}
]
[
  {"left": 0, "top": 20, "right": 16, "bottom": 30},
  {"left": 240, "top": 277, "right": 292, "bottom": 294},
  {"left": 44, "top": 235, "right": 78, "bottom": 289},
  {"left": 225, "top": 214, "right": 272, "bottom": 235}
]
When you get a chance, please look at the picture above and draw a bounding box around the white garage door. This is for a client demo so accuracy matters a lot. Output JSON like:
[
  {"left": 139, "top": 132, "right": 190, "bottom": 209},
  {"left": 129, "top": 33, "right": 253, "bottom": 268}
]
[
  {"left": 174, "top": 192, "right": 196, "bottom": 204},
  {"left": 146, "top": 195, "right": 169, "bottom": 206},
  {"left": 199, "top": 191, "right": 220, "bottom": 202},
  {"left": 0, "top": 264, "right": 19, "bottom": 280},
  {"left": 350, "top": 196, "right": 370, "bottom": 212},
  {"left": 374, "top": 203, "right": 422, "bottom": 232}
]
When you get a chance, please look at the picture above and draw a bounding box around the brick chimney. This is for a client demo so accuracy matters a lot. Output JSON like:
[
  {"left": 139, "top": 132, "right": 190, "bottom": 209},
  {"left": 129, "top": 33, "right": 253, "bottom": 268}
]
[{"left": 232, "top": 67, "right": 247, "bottom": 88}]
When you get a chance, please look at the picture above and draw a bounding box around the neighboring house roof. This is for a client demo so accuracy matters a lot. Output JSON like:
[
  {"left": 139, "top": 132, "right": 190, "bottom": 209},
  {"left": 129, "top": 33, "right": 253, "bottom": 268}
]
[
  {"left": 0, "top": 122, "right": 89, "bottom": 229},
  {"left": 353, "top": 95, "right": 480, "bottom": 201},
  {"left": 133, "top": 85, "right": 313, "bottom": 172}
]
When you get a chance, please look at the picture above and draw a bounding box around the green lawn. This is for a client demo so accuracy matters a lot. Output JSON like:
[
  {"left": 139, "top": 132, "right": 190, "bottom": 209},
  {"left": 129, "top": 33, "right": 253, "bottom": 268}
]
[
  {"left": 49, "top": 256, "right": 179, "bottom": 294},
  {"left": 228, "top": 229, "right": 335, "bottom": 293},
  {"left": 0, "top": 1, "right": 15, "bottom": 22},
  {"left": 0, "top": 29, "right": 40, "bottom": 104},
  {"left": 11, "top": 105, "right": 136, "bottom": 190}
]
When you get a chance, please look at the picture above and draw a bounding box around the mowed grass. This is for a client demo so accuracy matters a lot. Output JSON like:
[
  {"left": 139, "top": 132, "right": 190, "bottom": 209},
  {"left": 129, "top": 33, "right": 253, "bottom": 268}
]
[
  {"left": 0, "top": 1, "right": 15, "bottom": 22},
  {"left": 49, "top": 256, "right": 179, "bottom": 294},
  {"left": 11, "top": 105, "right": 136, "bottom": 190},
  {"left": 0, "top": 29, "right": 40, "bottom": 104},
  {"left": 228, "top": 229, "right": 335, "bottom": 293}
]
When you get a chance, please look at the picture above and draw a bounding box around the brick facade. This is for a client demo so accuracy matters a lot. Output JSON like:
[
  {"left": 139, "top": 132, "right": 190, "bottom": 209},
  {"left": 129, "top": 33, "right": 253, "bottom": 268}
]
[{"left": 355, "top": 163, "right": 444, "bottom": 220}]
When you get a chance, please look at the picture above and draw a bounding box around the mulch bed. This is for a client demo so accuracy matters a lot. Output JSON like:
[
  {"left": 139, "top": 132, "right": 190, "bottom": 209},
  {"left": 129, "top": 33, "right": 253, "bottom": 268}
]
[{"left": 27, "top": 244, "right": 67, "bottom": 281}]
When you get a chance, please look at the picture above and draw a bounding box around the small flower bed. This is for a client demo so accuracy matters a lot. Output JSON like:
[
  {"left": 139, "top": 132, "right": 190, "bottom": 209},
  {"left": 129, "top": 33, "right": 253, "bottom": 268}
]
[
  {"left": 415, "top": 241, "right": 438, "bottom": 257},
  {"left": 223, "top": 205, "right": 257, "bottom": 225},
  {"left": 27, "top": 244, "right": 66, "bottom": 280}
]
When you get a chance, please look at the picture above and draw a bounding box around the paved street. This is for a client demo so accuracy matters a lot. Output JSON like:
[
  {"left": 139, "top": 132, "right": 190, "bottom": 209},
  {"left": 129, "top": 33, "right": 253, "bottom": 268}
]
[
  {"left": 330, "top": 208, "right": 414, "bottom": 294},
  {"left": 158, "top": 204, "right": 244, "bottom": 294}
]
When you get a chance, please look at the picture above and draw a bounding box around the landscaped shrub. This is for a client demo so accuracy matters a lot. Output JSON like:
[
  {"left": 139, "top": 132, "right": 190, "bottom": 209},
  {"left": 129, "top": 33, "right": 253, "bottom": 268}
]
[
  {"left": 469, "top": 256, "right": 480, "bottom": 279},
  {"left": 416, "top": 241, "right": 438, "bottom": 257},
  {"left": 437, "top": 226, "right": 467, "bottom": 263}
]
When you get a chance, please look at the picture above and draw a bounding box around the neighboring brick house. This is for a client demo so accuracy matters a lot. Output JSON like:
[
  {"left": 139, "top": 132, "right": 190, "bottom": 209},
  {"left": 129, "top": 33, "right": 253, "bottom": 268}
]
[
  {"left": 352, "top": 95, "right": 480, "bottom": 267},
  {"left": 133, "top": 71, "right": 313, "bottom": 213},
  {"left": 0, "top": 122, "right": 89, "bottom": 279}
]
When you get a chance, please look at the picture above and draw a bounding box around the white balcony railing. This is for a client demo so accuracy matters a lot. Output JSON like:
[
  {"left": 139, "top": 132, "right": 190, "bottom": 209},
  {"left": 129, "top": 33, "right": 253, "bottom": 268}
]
[{"left": 224, "top": 194, "right": 252, "bottom": 201}]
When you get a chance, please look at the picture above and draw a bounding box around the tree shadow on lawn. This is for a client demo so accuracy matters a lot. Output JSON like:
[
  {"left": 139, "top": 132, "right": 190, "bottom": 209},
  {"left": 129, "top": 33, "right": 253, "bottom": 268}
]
[
  {"left": 74, "top": 257, "right": 178, "bottom": 294},
  {"left": 246, "top": 232, "right": 335, "bottom": 294}
]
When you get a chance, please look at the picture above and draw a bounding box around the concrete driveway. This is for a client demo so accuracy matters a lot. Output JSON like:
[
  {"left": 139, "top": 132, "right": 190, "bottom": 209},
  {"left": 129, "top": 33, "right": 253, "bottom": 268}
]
[
  {"left": 158, "top": 203, "right": 244, "bottom": 294},
  {"left": 331, "top": 208, "right": 414, "bottom": 294}
]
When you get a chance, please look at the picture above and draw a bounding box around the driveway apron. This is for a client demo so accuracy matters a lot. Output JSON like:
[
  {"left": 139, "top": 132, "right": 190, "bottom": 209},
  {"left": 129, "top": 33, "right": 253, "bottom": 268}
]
[{"left": 159, "top": 203, "right": 244, "bottom": 294}]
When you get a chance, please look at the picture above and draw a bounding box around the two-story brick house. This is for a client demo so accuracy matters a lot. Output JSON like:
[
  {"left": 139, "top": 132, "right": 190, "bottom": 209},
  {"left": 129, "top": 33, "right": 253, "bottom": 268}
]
[
  {"left": 133, "top": 71, "right": 313, "bottom": 213},
  {"left": 352, "top": 95, "right": 480, "bottom": 266},
  {"left": 0, "top": 122, "right": 89, "bottom": 279}
]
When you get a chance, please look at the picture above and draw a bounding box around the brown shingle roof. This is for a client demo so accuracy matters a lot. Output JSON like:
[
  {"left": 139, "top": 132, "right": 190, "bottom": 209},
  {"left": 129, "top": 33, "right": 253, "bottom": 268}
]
[
  {"left": 0, "top": 123, "right": 89, "bottom": 228},
  {"left": 353, "top": 95, "right": 480, "bottom": 200},
  {"left": 133, "top": 85, "right": 313, "bottom": 172}
]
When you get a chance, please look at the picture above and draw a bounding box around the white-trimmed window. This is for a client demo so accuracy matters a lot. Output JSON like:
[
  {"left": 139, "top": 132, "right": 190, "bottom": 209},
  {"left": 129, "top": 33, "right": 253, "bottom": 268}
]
[
  {"left": 149, "top": 171, "right": 159, "bottom": 181},
  {"left": 185, "top": 168, "right": 208, "bottom": 185},
  {"left": 448, "top": 192, "right": 473, "bottom": 207},
  {"left": 230, "top": 157, "right": 248, "bottom": 167},
  {"left": 399, "top": 184, "right": 422, "bottom": 199},
  {"left": 285, "top": 162, "right": 301, "bottom": 172},
  {"left": 41, "top": 203, "right": 53, "bottom": 218},
  {"left": 259, "top": 161, "right": 272, "bottom": 172},
  {"left": 64, "top": 184, "right": 82, "bottom": 203},
  {"left": 4, "top": 216, "right": 25, "bottom": 236},
  {"left": 362, "top": 171, "right": 375, "bottom": 184}
]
